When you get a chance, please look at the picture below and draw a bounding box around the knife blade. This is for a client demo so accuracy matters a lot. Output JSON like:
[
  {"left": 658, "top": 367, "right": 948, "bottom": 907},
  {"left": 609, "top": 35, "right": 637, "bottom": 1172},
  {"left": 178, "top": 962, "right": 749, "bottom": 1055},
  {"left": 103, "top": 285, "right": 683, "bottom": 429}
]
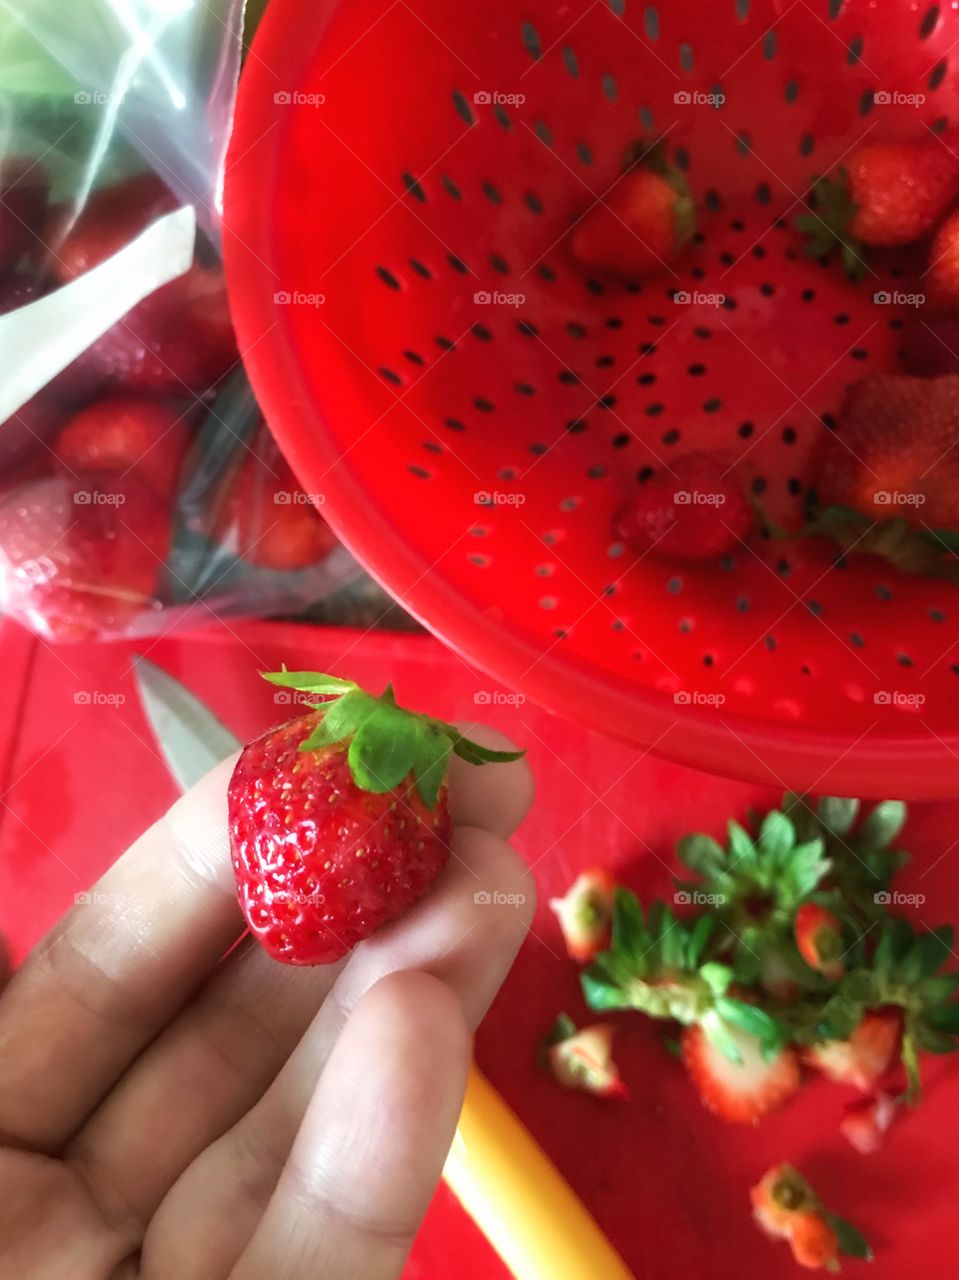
[{"left": 134, "top": 656, "right": 240, "bottom": 789}]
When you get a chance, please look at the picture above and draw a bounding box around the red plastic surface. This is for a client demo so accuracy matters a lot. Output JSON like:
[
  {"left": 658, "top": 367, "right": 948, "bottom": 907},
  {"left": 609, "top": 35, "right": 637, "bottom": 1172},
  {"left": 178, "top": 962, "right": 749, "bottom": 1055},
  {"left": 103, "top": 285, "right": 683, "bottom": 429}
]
[
  {"left": 223, "top": 0, "right": 959, "bottom": 797},
  {"left": 2, "top": 616, "right": 958, "bottom": 1278}
]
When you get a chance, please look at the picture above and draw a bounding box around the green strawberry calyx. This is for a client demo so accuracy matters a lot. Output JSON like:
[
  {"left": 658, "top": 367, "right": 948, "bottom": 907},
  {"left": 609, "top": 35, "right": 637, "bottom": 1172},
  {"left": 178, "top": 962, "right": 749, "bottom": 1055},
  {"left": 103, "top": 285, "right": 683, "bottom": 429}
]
[
  {"left": 578, "top": 793, "right": 959, "bottom": 1095},
  {"left": 261, "top": 668, "right": 524, "bottom": 809},
  {"left": 767, "top": 1167, "right": 873, "bottom": 1264},
  {"left": 794, "top": 169, "right": 867, "bottom": 281},
  {"left": 796, "top": 918, "right": 959, "bottom": 1102},
  {"left": 582, "top": 888, "right": 788, "bottom": 1063}
]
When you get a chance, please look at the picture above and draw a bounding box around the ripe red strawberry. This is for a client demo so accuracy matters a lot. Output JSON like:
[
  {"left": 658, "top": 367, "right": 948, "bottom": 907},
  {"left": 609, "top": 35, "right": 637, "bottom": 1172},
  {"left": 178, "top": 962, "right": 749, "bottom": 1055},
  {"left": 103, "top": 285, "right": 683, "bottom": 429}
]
[
  {"left": 614, "top": 453, "right": 753, "bottom": 562},
  {"left": 808, "top": 141, "right": 959, "bottom": 251},
  {"left": 50, "top": 172, "right": 179, "bottom": 282},
  {"left": 794, "top": 903, "right": 845, "bottom": 981},
  {"left": 926, "top": 206, "right": 959, "bottom": 309},
  {"left": 681, "top": 1022, "right": 800, "bottom": 1123},
  {"left": 803, "top": 1008, "right": 901, "bottom": 1091},
  {"left": 210, "top": 430, "right": 337, "bottom": 569},
  {"left": 840, "top": 1091, "right": 898, "bottom": 1154},
  {"left": 545, "top": 1018, "right": 628, "bottom": 1099},
  {"left": 228, "top": 671, "right": 523, "bottom": 965},
  {"left": 0, "top": 471, "right": 170, "bottom": 641},
  {"left": 571, "top": 150, "right": 695, "bottom": 276},
  {"left": 70, "top": 263, "right": 238, "bottom": 397},
  {"left": 549, "top": 868, "right": 615, "bottom": 963},
  {"left": 849, "top": 141, "right": 959, "bottom": 246},
  {"left": 0, "top": 158, "right": 49, "bottom": 275},
  {"left": 53, "top": 395, "right": 192, "bottom": 499},
  {"left": 816, "top": 373, "right": 959, "bottom": 530},
  {"left": 789, "top": 1211, "right": 840, "bottom": 1271}
]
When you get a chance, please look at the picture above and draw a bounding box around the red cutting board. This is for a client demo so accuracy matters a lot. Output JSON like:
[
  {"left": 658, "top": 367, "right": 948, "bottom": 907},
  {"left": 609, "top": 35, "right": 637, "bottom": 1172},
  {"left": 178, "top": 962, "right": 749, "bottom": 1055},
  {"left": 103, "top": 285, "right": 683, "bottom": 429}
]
[{"left": 1, "top": 616, "right": 957, "bottom": 1279}]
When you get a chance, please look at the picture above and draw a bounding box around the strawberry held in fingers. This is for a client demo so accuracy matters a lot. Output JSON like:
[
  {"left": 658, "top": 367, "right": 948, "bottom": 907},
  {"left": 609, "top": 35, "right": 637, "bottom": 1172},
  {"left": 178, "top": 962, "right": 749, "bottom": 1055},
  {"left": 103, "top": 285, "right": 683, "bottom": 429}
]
[
  {"left": 570, "top": 147, "right": 695, "bottom": 277},
  {"left": 549, "top": 868, "right": 615, "bottom": 962},
  {"left": 614, "top": 453, "right": 753, "bottom": 562},
  {"left": 228, "top": 671, "right": 524, "bottom": 965},
  {"left": 543, "top": 1014, "right": 628, "bottom": 1099},
  {"left": 795, "top": 903, "right": 845, "bottom": 981}
]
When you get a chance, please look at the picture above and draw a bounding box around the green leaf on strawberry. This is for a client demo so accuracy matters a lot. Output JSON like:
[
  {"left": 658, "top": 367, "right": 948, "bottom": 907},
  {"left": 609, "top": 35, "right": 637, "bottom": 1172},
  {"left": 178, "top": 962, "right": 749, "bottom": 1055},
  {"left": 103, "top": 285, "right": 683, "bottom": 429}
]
[
  {"left": 581, "top": 889, "right": 788, "bottom": 1060},
  {"left": 825, "top": 1212, "right": 874, "bottom": 1263},
  {"left": 794, "top": 169, "right": 867, "bottom": 280},
  {"left": 260, "top": 668, "right": 524, "bottom": 807},
  {"left": 784, "top": 791, "right": 910, "bottom": 922}
]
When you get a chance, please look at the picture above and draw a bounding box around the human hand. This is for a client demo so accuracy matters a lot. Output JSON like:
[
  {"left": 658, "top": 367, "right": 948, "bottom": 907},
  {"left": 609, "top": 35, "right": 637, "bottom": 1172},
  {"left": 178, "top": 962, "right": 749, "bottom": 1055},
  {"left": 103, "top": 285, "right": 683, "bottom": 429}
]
[{"left": 0, "top": 727, "right": 533, "bottom": 1279}]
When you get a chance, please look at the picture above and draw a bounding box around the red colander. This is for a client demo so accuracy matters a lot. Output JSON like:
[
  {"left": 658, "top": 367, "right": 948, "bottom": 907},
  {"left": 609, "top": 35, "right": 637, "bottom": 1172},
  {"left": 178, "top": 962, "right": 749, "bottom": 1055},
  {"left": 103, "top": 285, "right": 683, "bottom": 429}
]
[{"left": 223, "top": 0, "right": 959, "bottom": 799}]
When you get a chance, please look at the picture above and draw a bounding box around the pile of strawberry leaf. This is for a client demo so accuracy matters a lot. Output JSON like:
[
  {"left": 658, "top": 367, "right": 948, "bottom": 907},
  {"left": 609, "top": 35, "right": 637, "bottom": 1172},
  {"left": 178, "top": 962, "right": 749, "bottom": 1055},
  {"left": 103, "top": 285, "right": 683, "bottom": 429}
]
[{"left": 581, "top": 794, "right": 959, "bottom": 1095}]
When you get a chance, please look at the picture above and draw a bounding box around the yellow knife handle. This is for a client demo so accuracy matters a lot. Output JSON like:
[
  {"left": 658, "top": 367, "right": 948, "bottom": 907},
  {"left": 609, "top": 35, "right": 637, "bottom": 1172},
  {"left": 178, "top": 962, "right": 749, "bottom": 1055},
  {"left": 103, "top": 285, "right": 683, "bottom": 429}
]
[{"left": 443, "top": 1064, "right": 636, "bottom": 1280}]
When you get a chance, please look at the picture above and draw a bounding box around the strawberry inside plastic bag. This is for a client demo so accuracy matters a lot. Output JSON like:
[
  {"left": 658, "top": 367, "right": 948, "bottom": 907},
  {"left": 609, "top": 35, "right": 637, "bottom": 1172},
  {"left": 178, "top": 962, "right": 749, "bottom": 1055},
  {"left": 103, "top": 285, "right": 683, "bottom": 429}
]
[{"left": 0, "top": 3, "right": 359, "bottom": 641}]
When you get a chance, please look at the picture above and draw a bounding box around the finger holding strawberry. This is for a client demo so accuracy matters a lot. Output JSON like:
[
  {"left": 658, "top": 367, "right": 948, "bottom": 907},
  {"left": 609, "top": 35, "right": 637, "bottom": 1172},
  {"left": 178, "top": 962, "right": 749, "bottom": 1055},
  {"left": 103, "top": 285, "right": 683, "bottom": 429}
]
[
  {"left": 228, "top": 670, "right": 528, "bottom": 965},
  {"left": 0, "top": 705, "right": 535, "bottom": 1278}
]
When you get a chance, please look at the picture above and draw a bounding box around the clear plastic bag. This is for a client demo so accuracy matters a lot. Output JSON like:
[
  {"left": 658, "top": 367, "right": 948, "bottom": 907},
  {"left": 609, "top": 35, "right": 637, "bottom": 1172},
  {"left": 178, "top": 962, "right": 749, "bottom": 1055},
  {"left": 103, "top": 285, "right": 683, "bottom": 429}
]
[{"left": 0, "top": 1, "right": 359, "bottom": 642}]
